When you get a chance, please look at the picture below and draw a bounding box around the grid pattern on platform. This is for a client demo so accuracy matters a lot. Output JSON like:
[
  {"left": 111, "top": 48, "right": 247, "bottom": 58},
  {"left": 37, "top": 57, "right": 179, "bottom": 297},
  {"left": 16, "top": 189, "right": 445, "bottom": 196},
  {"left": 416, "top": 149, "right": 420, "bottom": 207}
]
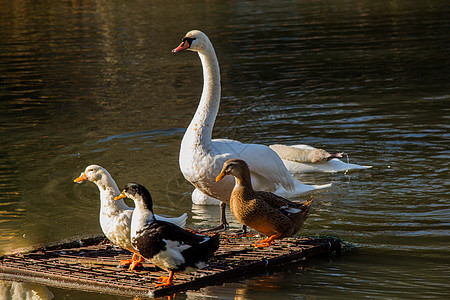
[{"left": 0, "top": 235, "right": 340, "bottom": 297}]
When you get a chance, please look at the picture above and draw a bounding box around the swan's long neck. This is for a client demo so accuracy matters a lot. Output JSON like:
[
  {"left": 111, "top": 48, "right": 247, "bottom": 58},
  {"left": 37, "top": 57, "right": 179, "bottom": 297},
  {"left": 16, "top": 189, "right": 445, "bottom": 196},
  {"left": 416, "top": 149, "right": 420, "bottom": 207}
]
[{"left": 184, "top": 45, "right": 221, "bottom": 145}]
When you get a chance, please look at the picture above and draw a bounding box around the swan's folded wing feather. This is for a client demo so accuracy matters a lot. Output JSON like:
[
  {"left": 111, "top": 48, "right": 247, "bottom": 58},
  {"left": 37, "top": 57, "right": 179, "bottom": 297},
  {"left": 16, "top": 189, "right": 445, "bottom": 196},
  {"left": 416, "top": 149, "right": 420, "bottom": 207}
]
[{"left": 236, "top": 142, "right": 296, "bottom": 192}]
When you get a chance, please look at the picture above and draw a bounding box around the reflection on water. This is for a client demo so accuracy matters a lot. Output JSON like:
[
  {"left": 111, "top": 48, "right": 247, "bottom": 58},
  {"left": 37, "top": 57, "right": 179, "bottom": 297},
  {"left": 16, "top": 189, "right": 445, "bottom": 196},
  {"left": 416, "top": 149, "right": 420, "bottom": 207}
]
[
  {"left": 0, "top": 281, "right": 54, "bottom": 300},
  {"left": 0, "top": 159, "right": 25, "bottom": 251},
  {"left": 186, "top": 271, "right": 300, "bottom": 300},
  {"left": 0, "top": 0, "right": 449, "bottom": 299}
]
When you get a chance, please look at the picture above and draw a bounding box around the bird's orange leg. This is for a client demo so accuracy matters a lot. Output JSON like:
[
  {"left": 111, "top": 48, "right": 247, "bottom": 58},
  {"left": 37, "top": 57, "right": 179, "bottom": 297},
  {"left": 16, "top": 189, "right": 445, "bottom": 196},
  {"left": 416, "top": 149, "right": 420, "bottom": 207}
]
[
  {"left": 252, "top": 233, "right": 282, "bottom": 248},
  {"left": 119, "top": 253, "right": 139, "bottom": 267},
  {"left": 128, "top": 255, "right": 144, "bottom": 271},
  {"left": 154, "top": 271, "right": 175, "bottom": 287}
]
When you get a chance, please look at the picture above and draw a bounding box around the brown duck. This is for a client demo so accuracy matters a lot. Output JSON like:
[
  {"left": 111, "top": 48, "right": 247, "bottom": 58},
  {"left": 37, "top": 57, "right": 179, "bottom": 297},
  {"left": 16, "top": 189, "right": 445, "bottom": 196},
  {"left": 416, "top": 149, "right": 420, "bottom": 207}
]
[{"left": 216, "top": 159, "right": 313, "bottom": 248}]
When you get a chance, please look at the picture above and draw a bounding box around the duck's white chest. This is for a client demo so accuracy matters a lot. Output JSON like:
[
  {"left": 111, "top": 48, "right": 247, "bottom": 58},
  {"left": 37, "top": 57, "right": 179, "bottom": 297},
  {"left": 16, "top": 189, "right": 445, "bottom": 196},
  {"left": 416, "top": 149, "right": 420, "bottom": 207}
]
[
  {"left": 130, "top": 210, "right": 153, "bottom": 241},
  {"left": 99, "top": 208, "right": 133, "bottom": 250}
]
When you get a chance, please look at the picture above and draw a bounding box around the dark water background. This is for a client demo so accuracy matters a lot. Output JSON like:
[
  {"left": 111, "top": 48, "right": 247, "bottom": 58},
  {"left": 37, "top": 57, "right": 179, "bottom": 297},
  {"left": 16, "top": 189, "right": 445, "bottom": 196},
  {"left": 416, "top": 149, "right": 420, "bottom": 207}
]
[{"left": 1, "top": 0, "right": 449, "bottom": 299}]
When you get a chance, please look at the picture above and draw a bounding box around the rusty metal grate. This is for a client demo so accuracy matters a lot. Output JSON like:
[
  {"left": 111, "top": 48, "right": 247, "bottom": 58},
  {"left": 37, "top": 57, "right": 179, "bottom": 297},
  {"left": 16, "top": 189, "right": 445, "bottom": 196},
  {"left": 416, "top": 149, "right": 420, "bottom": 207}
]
[{"left": 0, "top": 233, "right": 342, "bottom": 298}]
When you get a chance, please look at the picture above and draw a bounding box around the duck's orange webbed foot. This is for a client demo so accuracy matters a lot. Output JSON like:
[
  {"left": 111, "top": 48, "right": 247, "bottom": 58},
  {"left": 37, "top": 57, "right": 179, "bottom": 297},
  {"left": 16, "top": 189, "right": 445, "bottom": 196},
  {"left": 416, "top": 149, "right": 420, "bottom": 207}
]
[
  {"left": 154, "top": 271, "right": 175, "bottom": 287},
  {"left": 119, "top": 259, "right": 133, "bottom": 266},
  {"left": 252, "top": 240, "right": 272, "bottom": 248},
  {"left": 252, "top": 234, "right": 281, "bottom": 248},
  {"left": 120, "top": 253, "right": 139, "bottom": 267},
  {"left": 127, "top": 255, "right": 144, "bottom": 271}
]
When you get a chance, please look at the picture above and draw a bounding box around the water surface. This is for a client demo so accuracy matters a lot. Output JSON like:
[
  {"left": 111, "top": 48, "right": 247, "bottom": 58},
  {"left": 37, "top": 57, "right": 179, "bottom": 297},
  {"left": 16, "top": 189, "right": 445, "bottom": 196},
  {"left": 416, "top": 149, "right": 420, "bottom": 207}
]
[{"left": 0, "top": 0, "right": 449, "bottom": 299}]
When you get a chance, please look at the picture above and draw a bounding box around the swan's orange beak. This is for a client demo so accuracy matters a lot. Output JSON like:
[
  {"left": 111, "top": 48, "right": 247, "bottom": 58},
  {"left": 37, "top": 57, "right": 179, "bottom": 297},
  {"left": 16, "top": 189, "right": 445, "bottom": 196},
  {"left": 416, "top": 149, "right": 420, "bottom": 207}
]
[
  {"left": 114, "top": 192, "right": 126, "bottom": 201},
  {"left": 215, "top": 172, "right": 227, "bottom": 182},
  {"left": 74, "top": 173, "right": 87, "bottom": 183},
  {"left": 172, "top": 40, "right": 190, "bottom": 53}
]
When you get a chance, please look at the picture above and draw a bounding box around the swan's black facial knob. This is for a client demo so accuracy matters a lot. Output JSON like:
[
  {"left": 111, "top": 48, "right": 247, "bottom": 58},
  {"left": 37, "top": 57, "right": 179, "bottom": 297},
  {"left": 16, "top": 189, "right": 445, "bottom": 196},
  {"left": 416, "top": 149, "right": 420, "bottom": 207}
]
[{"left": 172, "top": 37, "right": 196, "bottom": 53}]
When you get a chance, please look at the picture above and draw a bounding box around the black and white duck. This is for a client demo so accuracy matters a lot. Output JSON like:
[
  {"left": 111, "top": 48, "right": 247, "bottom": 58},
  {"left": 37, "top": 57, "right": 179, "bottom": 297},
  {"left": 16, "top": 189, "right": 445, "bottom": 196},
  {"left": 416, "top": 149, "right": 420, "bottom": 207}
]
[{"left": 115, "top": 183, "right": 220, "bottom": 287}]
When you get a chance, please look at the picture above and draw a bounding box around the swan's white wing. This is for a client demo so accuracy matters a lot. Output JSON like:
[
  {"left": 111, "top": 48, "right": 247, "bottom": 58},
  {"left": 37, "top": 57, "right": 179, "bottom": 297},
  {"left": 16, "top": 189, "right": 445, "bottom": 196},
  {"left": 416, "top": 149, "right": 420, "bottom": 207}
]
[
  {"left": 283, "top": 158, "right": 372, "bottom": 173},
  {"left": 270, "top": 144, "right": 371, "bottom": 172},
  {"left": 212, "top": 139, "right": 295, "bottom": 192},
  {"left": 291, "top": 144, "right": 317, "bottom": 150},
  {"left": 274, "top": 181, "right": 332, "bottom": 198}
]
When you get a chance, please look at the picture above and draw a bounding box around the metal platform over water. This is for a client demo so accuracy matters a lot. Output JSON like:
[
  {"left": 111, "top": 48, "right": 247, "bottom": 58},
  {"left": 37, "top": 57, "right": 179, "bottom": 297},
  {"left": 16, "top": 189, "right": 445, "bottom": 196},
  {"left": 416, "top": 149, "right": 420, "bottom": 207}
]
[{"left": 0, "top": 233, "right": 342, "bottom": 298}]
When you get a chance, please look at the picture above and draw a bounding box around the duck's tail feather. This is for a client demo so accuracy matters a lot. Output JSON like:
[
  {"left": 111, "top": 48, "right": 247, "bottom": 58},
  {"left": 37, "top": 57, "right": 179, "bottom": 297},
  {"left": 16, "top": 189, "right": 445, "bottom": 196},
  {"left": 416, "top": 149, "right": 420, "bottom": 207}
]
[
  {"left": 154, "top": 213, "right": 188, "bottom": 228},
  {"left": 182, "top": 233, "right": 220, "bottom": 270},
  {"left": 291, "top": 196, "right": 313, "bottom": 234}
]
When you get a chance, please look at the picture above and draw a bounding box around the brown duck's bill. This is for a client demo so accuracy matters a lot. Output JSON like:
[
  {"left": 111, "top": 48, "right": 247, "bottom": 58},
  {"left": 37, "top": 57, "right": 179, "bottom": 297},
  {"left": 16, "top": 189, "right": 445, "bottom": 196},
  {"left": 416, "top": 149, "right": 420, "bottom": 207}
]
[
  {"left": 114, "top": 193, "right": 126, "bottom": 201},
  {"left": 172, "top": 41, "right": 190, "bottom": 53},
  {"left": 215, "top": 172, "right": 226, "bottom": 182},
  {"left": 74, "top": 173, "right": 87, "bottom": 183}
]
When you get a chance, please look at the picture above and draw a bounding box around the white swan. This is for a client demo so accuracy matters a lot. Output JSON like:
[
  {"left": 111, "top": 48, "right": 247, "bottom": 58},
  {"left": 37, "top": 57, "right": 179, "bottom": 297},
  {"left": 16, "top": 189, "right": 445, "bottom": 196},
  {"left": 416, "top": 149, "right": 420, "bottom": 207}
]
[
  {"left": 270, "top": 144, "right": 372, "bottom": 173},
  {"left": 192, "top": 143, "right": 371, "bottom": 206},
  {"left": 173, "top": 30, "right": 330, "bottom": 229},
  {"left": 74, "top": 165, "right": 188, "bottom": 267}
]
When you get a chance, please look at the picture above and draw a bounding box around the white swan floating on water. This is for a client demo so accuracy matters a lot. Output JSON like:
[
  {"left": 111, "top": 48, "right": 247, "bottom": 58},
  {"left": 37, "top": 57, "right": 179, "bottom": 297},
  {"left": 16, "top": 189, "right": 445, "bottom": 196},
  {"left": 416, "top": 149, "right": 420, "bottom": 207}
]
[
  {"left": 270, "top": 144, "right": 372, "bottom": 174},
  {"left": 173, "top": 30, "right": 331, "bottom": 227},
  {"left": 173, "top": 30, "right": 371, "bottom": 208},
  {"left": 190, "top": 144, "right": 371, "bottom": 205}
]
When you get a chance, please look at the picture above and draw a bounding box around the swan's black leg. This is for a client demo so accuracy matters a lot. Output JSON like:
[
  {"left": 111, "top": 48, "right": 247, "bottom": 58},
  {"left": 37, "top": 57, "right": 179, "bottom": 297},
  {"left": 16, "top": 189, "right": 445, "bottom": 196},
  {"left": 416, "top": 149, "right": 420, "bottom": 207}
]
[
  {"left": 201, "top": 202, "right": 229, "bottom": 232},
  {"left": 230, "top": 224, "right": 247, "bottom": 235},
  {"left": 219, "top": 202, "right": 229, "bottom": 229}
]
